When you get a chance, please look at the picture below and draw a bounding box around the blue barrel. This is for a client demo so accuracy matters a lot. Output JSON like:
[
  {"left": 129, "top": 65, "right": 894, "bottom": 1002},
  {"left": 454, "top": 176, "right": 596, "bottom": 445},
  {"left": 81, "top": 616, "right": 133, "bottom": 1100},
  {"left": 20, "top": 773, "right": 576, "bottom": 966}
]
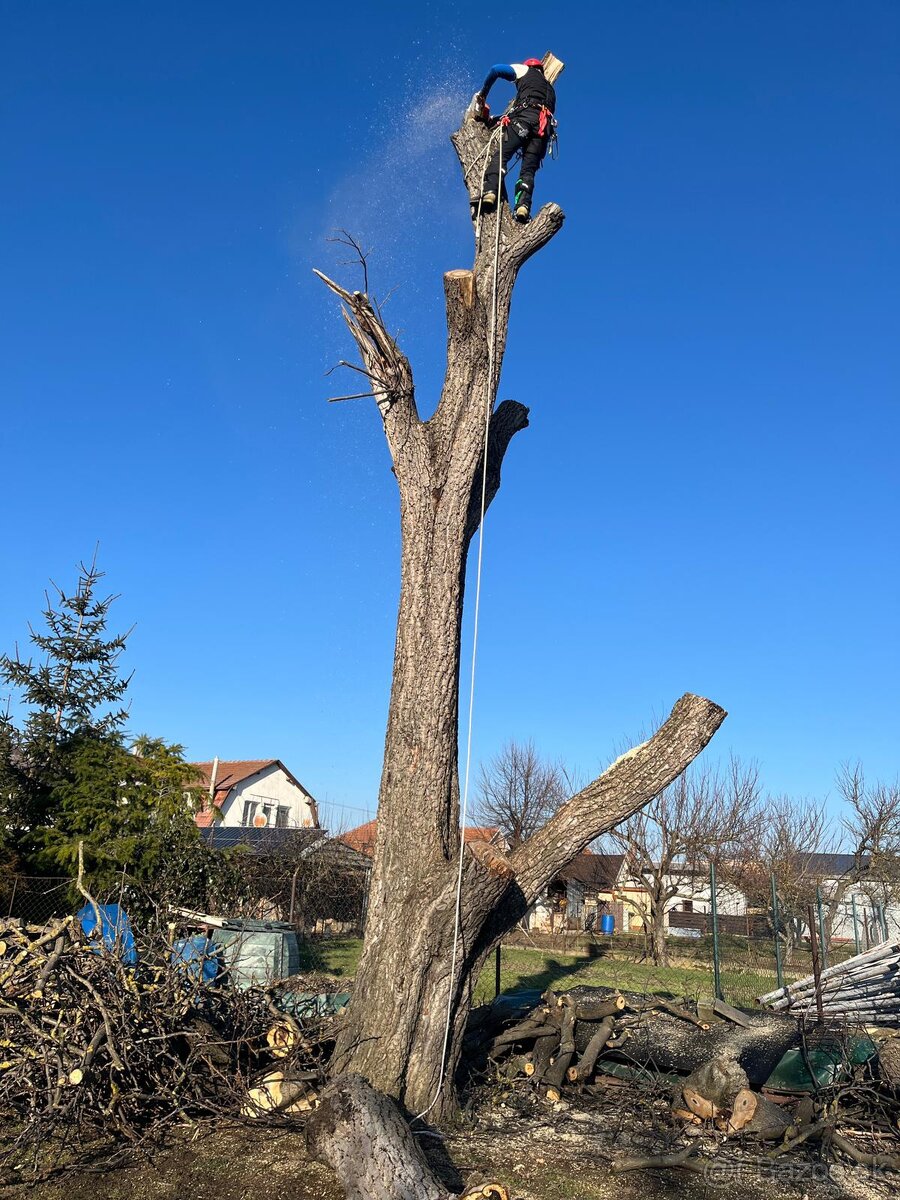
[{"left": 600, "top": 913, "right": 615, "bottom": 935}]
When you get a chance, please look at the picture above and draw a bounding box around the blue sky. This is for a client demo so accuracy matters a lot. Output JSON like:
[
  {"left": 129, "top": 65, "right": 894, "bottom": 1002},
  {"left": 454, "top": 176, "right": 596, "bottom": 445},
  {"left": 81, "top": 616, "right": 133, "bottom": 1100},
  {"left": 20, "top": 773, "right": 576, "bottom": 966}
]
[{"left": 2, "top": 2, "right": 897, "bottom": 830}]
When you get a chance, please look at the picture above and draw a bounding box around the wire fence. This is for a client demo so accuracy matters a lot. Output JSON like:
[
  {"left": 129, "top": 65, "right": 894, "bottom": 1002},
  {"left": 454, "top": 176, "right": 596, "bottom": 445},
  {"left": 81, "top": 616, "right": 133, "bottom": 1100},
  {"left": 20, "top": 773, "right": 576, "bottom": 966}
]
[
  {"left": 3, "top": 858, "right": 895, "bottom": 1012},
  {"left": 496, "top": 866, "right": 899, "bottom": 1009},
  {"left": 1, "top": 858, "right": 371, "bottom": 943}
]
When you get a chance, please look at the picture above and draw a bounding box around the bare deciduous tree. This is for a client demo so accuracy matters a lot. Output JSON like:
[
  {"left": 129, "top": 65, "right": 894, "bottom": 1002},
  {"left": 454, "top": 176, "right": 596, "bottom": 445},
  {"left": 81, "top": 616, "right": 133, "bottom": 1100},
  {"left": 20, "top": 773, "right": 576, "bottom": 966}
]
[
  {"left": 610, "top": 757, "right": 761, "bottom": 966},
  {"left": 475, "top": 739, "right": 568, "bottom": 849},
  {"left": 728, "top": 794, "right": 836, "bottom": 959},
  {"left": 823, "top": 764, "right": 900, "bottom": 940},
  {"left": 314, "top": 106, "right": 726, "bottom": 1120}
]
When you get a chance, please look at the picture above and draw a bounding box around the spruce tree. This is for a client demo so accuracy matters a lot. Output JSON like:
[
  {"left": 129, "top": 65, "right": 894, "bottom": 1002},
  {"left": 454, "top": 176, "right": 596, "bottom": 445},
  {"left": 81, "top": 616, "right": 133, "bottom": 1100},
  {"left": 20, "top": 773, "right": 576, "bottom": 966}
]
[{"left": 0, "top": 553, "right": 132, "bottom": 854}]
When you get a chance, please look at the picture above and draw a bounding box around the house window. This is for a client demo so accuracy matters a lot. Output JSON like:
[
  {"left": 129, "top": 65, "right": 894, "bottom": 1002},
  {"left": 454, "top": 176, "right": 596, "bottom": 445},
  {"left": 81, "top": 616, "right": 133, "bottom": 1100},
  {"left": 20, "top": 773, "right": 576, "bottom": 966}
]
[
  {"left": 682, "top": 900, "right": 694, "bottom": 913},
  {"left": 241, "top": 800, "right": 258, "bottom": 826},
  {"left": 276, "top": 807, "right": 290, "bottom": 828}
]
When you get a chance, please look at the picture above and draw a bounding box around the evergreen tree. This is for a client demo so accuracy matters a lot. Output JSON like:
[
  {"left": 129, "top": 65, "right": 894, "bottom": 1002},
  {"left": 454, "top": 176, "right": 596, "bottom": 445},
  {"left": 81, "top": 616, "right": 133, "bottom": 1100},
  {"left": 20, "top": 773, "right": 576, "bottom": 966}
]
[
  {"left": 0, "top": 554, "right": 133, "bottom": 857},
  {"left": 39, "top": 735, "right": 211, "bottom": 893},
  {"left": 1, "top": 551, "right": 131, "bottom": 746}
]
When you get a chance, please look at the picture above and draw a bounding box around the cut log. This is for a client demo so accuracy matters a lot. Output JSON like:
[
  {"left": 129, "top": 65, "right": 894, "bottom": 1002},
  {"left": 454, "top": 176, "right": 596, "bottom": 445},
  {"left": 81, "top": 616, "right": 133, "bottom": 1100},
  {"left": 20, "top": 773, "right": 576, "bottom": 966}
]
[
  {"left": 529, "top": 1029, "right": 558, "bottom": 1084},
  {"left": 724, "top": 1087, "right": 757, "bottom": 1131},
  {"left": 682, "top": 1087, "right": 719, "bottom": 1120},
  {"left": 733, "top": 1089, "right": 792, "bottom": 1140},
  {"left": 306, "top": 1074, "right": 488, "bottom": 1199},
  {"left": 568, "top": 994, "right": 625, "bottom": 1022},
  {"left": 680, "top": 1057, "right": 749, "bottom": 1117},
  {"left": 567, "top": 987, "right": 799, "bottom": 1088},
  {"left": 542, "top": 1002, "right": 577, "bottom": 1098},
  {"left": 880, "top": 1035, "right": 900, "bottom": 1086},
  {"left": 672, "top": 1106, "right": 702, "bottom": 1125},
  {"left": 244, "top": 1069, "right": 318, "bottom": 1117},
  {"left": 568, "top": 1017, "right": 615, "bottom": 1082},
  {"left": 267, "top": 1020, "right": 300, "bottom": 1058}
]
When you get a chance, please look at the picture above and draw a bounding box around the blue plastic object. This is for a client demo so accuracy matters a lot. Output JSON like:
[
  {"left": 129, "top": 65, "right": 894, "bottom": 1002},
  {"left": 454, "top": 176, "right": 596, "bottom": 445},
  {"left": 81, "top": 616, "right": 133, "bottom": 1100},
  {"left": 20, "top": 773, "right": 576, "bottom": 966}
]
[
  {"left": 171, "top": 935, "right": 221, "bottom": 986},
  {"left": 76, "top": 903, "right": 138, "bottom": 965},
  {"left": 600, "top": 913, "right": 615, "bottom": 935}
]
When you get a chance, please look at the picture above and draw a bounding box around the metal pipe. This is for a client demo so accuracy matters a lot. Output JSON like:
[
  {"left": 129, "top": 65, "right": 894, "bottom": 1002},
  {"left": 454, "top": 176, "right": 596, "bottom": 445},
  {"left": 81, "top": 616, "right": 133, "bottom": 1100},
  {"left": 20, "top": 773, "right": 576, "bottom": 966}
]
[
  {"left": 771, "top": 872, "right": 784, "bottom": 990},
  {"left": 851, "top": 893, "right": 861, "bottom": 956},
  {"left": 807, "top": 903, "right": 825, "bottom": 1024},
  {"left": 288, "top": 863, "right": 301, "bottom": 925},
  {"left": 710, "top": 862, "right": 722, "bottom": 1001},
  {"left": 816, "top": 885, "right": 828, "bottom": 970}
]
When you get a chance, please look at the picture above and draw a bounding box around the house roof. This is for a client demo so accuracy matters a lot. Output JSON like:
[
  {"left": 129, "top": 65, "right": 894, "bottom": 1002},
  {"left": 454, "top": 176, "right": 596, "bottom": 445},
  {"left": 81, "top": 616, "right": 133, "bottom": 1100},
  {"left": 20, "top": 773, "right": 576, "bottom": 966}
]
[
  {"left": 791, "top": 852, "right": 870, "bottom": 877},
  {"left": 199, "top": 826, "right": 326, "bottom": 856},
  {"left": 190, "top": 759, "right": 317, "bottom": 827},
  {"left": 339, "top": 820, "right": 503, "bottom": 858},
  {"left": 559, "top": 852, "right": 625, "bottom": 891}
]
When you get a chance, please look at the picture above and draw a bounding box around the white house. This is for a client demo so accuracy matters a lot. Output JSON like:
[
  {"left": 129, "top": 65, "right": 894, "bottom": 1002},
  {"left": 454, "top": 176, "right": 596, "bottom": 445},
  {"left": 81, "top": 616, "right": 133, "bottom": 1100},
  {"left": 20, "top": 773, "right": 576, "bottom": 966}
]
[{"left": 192, "top": 759, "right": 319, "bottom": 831}]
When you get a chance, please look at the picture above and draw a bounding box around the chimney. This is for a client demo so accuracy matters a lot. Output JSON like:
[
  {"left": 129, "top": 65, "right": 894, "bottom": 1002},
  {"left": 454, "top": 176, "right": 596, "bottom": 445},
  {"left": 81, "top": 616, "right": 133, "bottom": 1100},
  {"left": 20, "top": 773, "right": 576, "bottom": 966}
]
[{"left": 208, "top": 757, "right": 219, "bottom": 804}]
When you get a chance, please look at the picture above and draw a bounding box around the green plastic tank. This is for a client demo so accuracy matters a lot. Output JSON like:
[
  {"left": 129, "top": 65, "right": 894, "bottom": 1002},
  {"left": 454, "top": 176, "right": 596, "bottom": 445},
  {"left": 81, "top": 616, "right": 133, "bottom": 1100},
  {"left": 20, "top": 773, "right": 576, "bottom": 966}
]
[{"left": 210, "top": 919, "right": 301, "bottom": 989}]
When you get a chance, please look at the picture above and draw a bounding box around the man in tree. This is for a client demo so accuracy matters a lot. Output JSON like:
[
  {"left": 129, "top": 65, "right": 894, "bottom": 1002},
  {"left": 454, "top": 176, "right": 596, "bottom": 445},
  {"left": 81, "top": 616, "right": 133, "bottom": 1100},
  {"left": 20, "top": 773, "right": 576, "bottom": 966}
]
[{"left": 472, "top": 57, "right": 557, "bottom": 221}]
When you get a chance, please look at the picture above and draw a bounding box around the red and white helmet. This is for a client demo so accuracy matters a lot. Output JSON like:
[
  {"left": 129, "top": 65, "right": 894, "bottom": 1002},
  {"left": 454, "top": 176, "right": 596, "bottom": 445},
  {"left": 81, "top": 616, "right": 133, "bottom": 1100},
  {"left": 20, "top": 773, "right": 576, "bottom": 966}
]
[{"left": 524, "top": 57, "right": 543, "bottom": 68}]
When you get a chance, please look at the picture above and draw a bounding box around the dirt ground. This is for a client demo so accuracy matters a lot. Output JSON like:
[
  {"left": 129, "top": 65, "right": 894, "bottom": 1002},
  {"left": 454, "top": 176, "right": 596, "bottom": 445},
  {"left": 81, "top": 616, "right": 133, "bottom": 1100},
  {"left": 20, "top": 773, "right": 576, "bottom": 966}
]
[{"left": 2, "top": 1095, "right": 894, "bottom": 1200}]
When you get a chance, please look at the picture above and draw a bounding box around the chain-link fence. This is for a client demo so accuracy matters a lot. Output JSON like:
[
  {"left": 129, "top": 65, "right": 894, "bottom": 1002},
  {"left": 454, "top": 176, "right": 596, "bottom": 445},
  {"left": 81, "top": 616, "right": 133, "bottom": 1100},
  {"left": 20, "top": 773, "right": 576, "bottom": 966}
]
[
  {"left": 492, "top": 866, "right": 899, "bottom": 1009},
  {"left": 5, "top": 855, "right": 894, "bottom": 1013},
  {"left": 1, "top": 846, "right": 371, "bottom": 952}
]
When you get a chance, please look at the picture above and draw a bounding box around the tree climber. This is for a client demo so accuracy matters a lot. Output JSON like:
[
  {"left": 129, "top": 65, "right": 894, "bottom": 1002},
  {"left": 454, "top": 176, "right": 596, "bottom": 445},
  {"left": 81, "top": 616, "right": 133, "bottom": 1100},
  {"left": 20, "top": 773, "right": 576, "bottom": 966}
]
[{"left": 472, "top": 58, "right": 557, "bottom": 222}]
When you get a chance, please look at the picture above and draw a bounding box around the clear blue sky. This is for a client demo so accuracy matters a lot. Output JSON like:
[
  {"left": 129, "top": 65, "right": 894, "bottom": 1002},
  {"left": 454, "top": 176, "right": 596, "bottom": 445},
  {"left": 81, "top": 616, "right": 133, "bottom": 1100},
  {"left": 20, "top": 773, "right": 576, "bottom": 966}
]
[{"left": 2, "top": 2, "right": 898, "bottom": 830}]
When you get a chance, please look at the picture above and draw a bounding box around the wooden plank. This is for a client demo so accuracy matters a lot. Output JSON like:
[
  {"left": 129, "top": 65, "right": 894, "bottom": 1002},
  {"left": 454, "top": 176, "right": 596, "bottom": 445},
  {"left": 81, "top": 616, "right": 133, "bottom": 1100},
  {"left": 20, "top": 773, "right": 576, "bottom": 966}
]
[{"left": 541, "top": 51, "right": 565, "bottom": 85}]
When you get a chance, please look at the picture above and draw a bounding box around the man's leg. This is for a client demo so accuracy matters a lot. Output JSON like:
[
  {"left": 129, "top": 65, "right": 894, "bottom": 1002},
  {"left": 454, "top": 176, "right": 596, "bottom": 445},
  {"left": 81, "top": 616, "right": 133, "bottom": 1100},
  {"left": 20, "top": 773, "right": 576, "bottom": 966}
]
[
  {"left": 513, "top": 133, "right": 547, "bottom": 220},
  {"left": 480, "top": 122, "right": 527, "bottom": 206}
]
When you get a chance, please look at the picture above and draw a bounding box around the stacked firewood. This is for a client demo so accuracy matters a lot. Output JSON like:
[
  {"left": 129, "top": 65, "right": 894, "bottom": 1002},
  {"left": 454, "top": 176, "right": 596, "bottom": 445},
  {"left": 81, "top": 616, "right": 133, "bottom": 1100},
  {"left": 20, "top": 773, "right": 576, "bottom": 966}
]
[
  {"left": 0, "top": 915, "right": 328, "bottom": 1177},
  {"left": 486, "top": 985, "right": 800, "bottom": 1103},
  {"left": 489, "top": 989, "right": 631, "bottom": 1102},
  {"left": 759, "top": 938, "right": 900, "bottom": 1024}
]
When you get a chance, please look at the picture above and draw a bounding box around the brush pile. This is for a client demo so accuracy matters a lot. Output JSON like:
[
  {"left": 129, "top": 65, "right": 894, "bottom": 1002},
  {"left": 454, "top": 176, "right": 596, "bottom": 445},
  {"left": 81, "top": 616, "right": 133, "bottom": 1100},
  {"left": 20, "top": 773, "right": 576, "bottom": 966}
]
[
  {"left": 0, "top": 914, "right": 330, "bottom": 1179},
  {"left": 759, "top": 938, "right": 900, "bottom": 1024}
]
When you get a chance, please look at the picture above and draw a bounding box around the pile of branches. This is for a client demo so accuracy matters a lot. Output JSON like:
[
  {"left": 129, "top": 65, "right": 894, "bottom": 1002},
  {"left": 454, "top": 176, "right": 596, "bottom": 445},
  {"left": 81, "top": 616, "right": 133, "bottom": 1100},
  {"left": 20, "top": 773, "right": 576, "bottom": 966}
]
[{"left": 0, "top": 913, "right": 331, "bottom": 1179}]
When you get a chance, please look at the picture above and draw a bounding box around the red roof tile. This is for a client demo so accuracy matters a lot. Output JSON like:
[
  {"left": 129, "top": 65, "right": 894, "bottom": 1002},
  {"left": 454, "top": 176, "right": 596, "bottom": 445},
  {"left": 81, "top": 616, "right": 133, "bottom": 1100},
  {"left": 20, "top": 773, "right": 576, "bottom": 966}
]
[
  {"left": 189, "top": 759, "right": 318, "bottom": 828},
  {"left": 338, "top": 820, "right": 504, "bottom": 858}
]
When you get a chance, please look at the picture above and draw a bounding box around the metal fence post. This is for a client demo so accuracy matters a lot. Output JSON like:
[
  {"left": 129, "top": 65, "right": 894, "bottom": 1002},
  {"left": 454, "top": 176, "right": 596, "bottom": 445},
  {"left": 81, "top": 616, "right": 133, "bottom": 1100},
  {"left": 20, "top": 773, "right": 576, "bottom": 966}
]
[
  {"left": 879, "top": 902, "right": 889, "bottom": 942},
  {"left": 710, "top": 861, "right": 722, "bottom": 1001},
  {"left": 7, "top": 875, "right": 17, "bottom": 919},
  {"left": 494, "top": 943, "right": 502, "bottom": 998},
  {"left": 816, "top": 885, "right": 828, "bottom": 970},
  {"left": 770, "top": 872, "right": 784, "bottom": 990},
  {"left": 807, "top": 902, "right": 825, "bottom": 1024},
  {"left": 851, "top": 893, "right": 861, "bottom": 956}
]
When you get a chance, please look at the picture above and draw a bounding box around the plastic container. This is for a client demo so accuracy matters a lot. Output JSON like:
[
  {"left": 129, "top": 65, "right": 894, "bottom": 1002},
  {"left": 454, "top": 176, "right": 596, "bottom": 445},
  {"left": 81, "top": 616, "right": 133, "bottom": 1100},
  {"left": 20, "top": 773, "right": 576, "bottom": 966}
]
[{"left": 600, "top": 913, "right": 615, "bottom": 935}]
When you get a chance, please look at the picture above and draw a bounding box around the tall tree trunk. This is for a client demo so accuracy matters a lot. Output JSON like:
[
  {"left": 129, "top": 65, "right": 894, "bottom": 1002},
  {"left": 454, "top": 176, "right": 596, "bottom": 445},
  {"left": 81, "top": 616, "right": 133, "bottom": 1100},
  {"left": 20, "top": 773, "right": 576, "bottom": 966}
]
[
  {"left": 650, "top": 906, "right": 670, "bottom": 968},
  {"left": 317, "top": 108, "right": 727, "bottom": 1119}
]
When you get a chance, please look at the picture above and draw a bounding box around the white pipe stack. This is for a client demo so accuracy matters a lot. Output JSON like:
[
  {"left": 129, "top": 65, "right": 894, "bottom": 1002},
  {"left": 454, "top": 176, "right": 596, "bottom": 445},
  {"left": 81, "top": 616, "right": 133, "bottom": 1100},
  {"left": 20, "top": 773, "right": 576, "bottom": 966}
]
[{"left": 758, "top": 938, "right": 900, "bottom": 1026}]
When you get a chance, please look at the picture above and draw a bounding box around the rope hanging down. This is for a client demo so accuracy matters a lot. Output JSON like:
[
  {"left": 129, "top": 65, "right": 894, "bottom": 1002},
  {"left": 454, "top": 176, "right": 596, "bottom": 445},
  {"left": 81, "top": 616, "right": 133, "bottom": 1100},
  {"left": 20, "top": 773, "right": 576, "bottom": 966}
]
[{"left": 416, "top": 129, "right": 506, "bottom": 1121}]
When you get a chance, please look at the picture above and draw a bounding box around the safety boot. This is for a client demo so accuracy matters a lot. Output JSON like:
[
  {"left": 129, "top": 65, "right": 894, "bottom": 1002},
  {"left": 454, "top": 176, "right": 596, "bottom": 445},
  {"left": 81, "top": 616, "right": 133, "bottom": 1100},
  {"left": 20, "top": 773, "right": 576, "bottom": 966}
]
[
  {"left": 514, "top": 205, "right": 530, "bottom": 222},
  {"left": 480, "top": 191, "right": 498, "bottom": 209}
]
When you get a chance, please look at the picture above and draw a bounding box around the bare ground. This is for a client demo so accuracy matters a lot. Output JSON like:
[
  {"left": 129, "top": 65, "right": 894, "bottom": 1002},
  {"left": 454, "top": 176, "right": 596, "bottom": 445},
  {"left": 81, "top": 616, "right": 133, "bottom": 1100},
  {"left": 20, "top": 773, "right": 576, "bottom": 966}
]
[{"left": 2, "top": 1091, "right": 894, "bottom": 1200}]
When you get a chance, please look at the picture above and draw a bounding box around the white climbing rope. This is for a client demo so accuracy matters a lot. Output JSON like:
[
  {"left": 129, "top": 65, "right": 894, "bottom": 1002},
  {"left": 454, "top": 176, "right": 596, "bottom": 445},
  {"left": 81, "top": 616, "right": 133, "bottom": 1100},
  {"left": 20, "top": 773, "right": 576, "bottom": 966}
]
[{"left": 415, "top": 124, "right": 506, "bottom": 1123}]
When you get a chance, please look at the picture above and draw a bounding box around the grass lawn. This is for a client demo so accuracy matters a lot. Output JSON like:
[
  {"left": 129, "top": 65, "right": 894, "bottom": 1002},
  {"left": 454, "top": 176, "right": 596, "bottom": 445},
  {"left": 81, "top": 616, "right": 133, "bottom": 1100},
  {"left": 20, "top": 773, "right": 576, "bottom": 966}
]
[{"left": 300, "top": 937, "right": 786, "bottom": 1008}]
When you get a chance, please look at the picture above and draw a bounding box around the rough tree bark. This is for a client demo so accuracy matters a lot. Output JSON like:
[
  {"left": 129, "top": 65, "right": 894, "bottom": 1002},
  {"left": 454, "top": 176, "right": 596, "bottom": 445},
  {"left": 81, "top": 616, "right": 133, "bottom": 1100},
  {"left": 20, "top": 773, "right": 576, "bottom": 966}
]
[{"left": 316, "top": 107, "right": 726, "bottom": 1119}]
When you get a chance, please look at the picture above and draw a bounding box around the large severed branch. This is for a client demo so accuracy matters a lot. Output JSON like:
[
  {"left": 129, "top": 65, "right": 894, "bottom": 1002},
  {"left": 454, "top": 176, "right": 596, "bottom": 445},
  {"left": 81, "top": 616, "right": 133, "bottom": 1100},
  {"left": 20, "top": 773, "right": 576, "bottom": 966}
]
[
  {"left": 510, "top": 694, "right": 726, "bottom": 901},
  {"left": 463, "top": 400, "right": 529, "bottom": 546}
]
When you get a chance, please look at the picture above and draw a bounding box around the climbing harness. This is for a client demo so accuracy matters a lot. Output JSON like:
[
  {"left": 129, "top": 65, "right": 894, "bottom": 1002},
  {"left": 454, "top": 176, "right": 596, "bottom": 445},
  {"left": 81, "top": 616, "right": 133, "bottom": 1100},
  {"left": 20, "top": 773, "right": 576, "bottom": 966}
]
[{"left": 415, "top": 123, "right": 507, "bottom": 1125}]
